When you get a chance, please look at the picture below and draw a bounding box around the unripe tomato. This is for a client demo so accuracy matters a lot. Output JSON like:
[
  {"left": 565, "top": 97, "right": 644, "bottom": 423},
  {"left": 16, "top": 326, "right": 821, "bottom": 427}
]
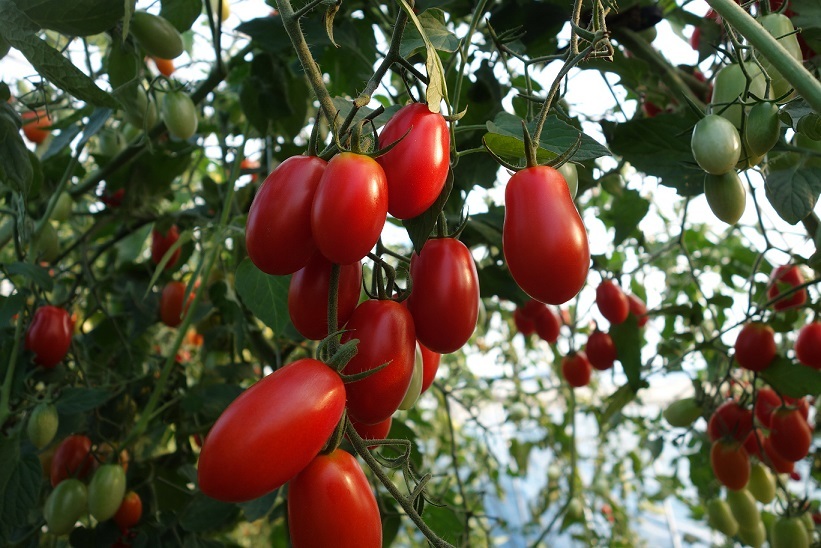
[
  {"left": 161, "top": 91, "right": 198, "bottom": 140},
  {"left": 88, "top": 464, "right": 127, "bottom": 522},
  {"left": 710, "top": 439, "right": 750, "bottom": 490},
  {"left": 51, "top": 192, "right": 73, "bottom": 222},
  {"left": 503, "top": 166, "right": 589, "bottom": 305},
  {"left": 26, "top": 305, "right": 73, "bottom": 368},
  {"left": 160, "top": 281, "right": 194, "bottom": 328},
  {"left": 311, "top": 152, "right": 388, "bottom": 265},
  {"left": 33, "top": 222, "right": 60, "bottom": 263},
  {"left": 772, "top": 516, "right": 810, "bottom": 548},
  {"left": 287, "top": 449, "right": 381, "bottom": 548},
  {"left": 27, "top": 402, "right": 59, "bottom": 449},
  {"left": 662, "top": 397, "right": 702, "bottom": 427},
  {"left": 596, "top": 280, "right": 629, "bottom": 324},
  {"left": 707, "top": 498, "right": 739, "bottom": 536},
  {"left": 795, "top": 322, "right": 821, "bottom": 369},
  {"left": 50, "top": 434, "right": 94, "bottom": 487},
  {"left": 734, "top": 322, "right": 776, "bottom": 372},
  {"left": 738, "top": 520, "right": 767, "bottom": 548},
  {"left": 198, "top": 359, "right": 346, "bottom": 502},
  {"left": 708, "top": 400, "right": 752, "bottom": 443},
  {"left": 419, "top": 342, "right": 441, "bottom": 394},
  {"left": 558, "top": 162, "right": 578, "bottom": 198},
  {"left": 561, "top": 351, "right": 592, "bottom": 388},
  {"left": 44, "top": 478, "right": 88, "bottom": 535},
  {"left": 151, "top": 56, "right": 175, "bottom": 76},
  {"left": 769, "top": 407, "right": 812, "bottom": 461},
  {"left": 376, "top": 103, "right": 450, "bottom": 219},
  {"left": 246, "top": 155, "right": 326, "bottom": 275},
  {"left": 627, "top": 294, "right": 648, "bottom": 327},
  {"left": 691, "top": 115, "right": 741, "bottom": 175},
  {"left": 341, "top": 300, "right": 416, "bottom": 424},
  {"left": 704, "top": 171, "right": 746, "bottom": 224},
  {"left": 758, "top": 14, "right": 803, "bottom": 99},
  {"left": 151, "top": 224, "right": 181, "bottom": 269},
  {"left": 585, "top": 330, "right": 617, "bottom": 371},
  {"left": 767, "top": 265, "right": 806, "bottom": 312},
  {"left": 113, "top": 491, "right": 142, "bottom": 532},
  {"left": 347, "top": 416, "right": 391, "bottom": 449},
  {"left": 747, "top": 462, "right": 776, "bottom": 504},
  {"left": 210, "top": 0, "right": 231, "bottom": 21},
  {"left": 288, "top": 254, "right": 362, "bottom": 340},
  {"left": 406, "top": 238, "right": 479, "bottom": 354},
  {"left": 21, "top": 110, "right": 52, "bottom": 144},
  {"left": 711, "top": 63, "right": 769, "bottom": 129},
  {"left": 534, "top": 305, "right": 560, "bottom": 343},
  {"left": 745, "top": 102, "right": 781, "bottom": 157},
  {"left": 726, "top": 489, "right": 760, "bottom": 530},
  {"left": 130, "top": 11, "right": 184, "bottom": 60},
  {"left": 398, "top": 344, "right": 424, "bottom": 410}
]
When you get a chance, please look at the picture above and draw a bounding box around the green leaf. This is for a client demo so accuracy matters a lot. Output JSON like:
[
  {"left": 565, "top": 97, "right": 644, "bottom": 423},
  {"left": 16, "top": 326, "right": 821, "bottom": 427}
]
[
  {"left": 0, "top": 104, "right": 33, "bottom": 194},
  {"left": 234, "top": 258, "right": 291, "bottom": 336},
  {"left": 397, "top": 0, "right": 448, "bottom": 112},
  {"left": 600, "top": 383, "right": 637, "bottom": 425},
  {"left": 10, "top": 0, "right": 124, "bottom": 36},
  {"left": 5, "top": 263, "right": 53, "bottom": 291},
  {"left": 0, "top": 437, "right": 40, "bottom": 538},
  {"left": 55, "top": 387, "right": 113, "bottom": 414},
  {"left": 764, "top": 167, "right": 821, "bottom": 225},
  {"left": 759, "top": 360, "right": 821, "bottom": 398},
  {"left": 400, "top": 9, "right": 459, "bottom": 57},
  {"left": 0, "top": 293, "right": 25, "bottom": 327},
  {"left": 161, "top": 0, "right": 202, "bottom": 33},
  {"left": 238, "top": 489, "right": 278, "bottom": 522},
  {"left": 402, "top": 168, "right": 453, "bottom": 254},
  {"left": 601, "top": 188, "right": 650, "bottom": 246},
  {"left": 235, "top": 17, "right": 292, "bottom": 53},
  {"left": 179, "top": 494, "right": 239, "bottom": 532},
  {"left": 610, "top": 315, "right": 643, "bottom": 392}
]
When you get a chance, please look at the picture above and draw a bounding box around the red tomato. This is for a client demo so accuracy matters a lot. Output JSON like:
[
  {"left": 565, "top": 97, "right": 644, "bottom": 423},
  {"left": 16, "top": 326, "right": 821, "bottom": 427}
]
[
  {"left": 160, "top": 281, "right": 194, "bottom": 328},
  {"left": 341, "top": 300, "right": 416, "bottom": 424},
  {"left": 26, "top": 305, "right": 73, "bottom": 368},
  {"left": 246, "top": 155, "right": 326, "bottom": 275},
  {"left": 707, "top": 400, "right": 752, "bottom": 443},
  {"left": 754, "top": 387, "right": 782, "bottom": 428},
  {"left": 734, "top": 322, "right": 776, "bottom": 372},
  {"left": 151, "top": 56, "right": 175, "bottom": 76},
  {"left": 534, "top": 305, "right": 560, "bottom": 343},
  {"left": 287, "top": 449, "right": 381, "bottom": 548},
  {"left": 22, "top": 110, "right": 52, "bottom": 144},
  {"left": 376, "top": 103, "right": 450, "bottom": 219},
  {"left": 513, "top": 307, "right": 536, "bottom": 336},
  {"left": 419, "top": 342, "right": 441, "bottom": 394},
  {"left": 101, "top": 187, "right": 125, "bottom": 208},
  {"left": 769, "top": 407, "right": 812, "bottom": 461},
  {"left": 585, "top": 330, "right": 617, "bottom": 371},
  {"left": 561, "top": 352, "right": 592, "bottom": 388},
  {"left": 50, "top": 434, "right": 95, "bottom": 487},
  {"left": 288, "top": 254, "right": 362, "bottom": 340},
  {"left": 710, "top": 440, "right": 750, "bottom": 490},
  {"left": 689, "top": 27, "right": 701, "bottom": 50},
  {"left": 347, "top": 416, "right": 391, "bottom": 449},
  {"left": 151, "top": 224, "right": 181, "bottom": 269},
  {"left": 795, "top": 322, "right": 821, "bottom": 369},
  {"left": 503, "top": 166, "right": 589, "bottom": 305},
  {"left": 762, "top": 434, "right": 795, "bottom": 474},
  {"left": 744, "top": 428, "right": 764, "bottom": 460},
  {"left": 596, "top": 280, "right": 629, "bottom": 324},
  {"left": 767, "top": 265, "right": 807, "bottom": 311},
  {"left": 197, "top": 359, "right": 346, "bottom": 502},
  {"left": 406, "top": 238, "right": 479, "bottom": 354},
  {"left": 627, "top": 294, "right": 648, "bottom": 327},
  {"left": 311, "top": 152, "right": 388, "bottom": 265},
  {"left": 113, "top": 491, "right": 142, "bottom": 532}
]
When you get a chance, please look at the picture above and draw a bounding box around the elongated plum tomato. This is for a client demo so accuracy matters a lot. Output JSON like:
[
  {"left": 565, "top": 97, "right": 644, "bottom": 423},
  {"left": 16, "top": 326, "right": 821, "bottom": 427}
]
[
  {"left": 160, "top": 281, "right": 194, "bottom": 328},
  {"left": 627, "top": 294, "right": 648, "bottom": 327},
  {"left": 311, "top": 152, "right": 388, "bottom": 265},
  {"left": 733, "top": 322, "right": 776, "bottom": 372},
  {"left": 795, "top": 321, "right": 821, "bottom": 369},
  {"left": 113, "top": 491, "right": 143, "bottom": 532},
  {"left": 50, "top": 434, "right": 94, "bottom": 487},
  {"left": 710, "top": 439, "right": 750, "bottom": 490},
  {"left": 151, "top": 224, "right": 181, "bottom": 269},
  {"left": 419, "top": 342, "right": 441, "bottom": 394},
  {"left": 376, "top": 103, "right": 449, "bottom": 219},
  {"left": 246, "top": 155, "right": 326, "bottom": 275},
  {"left": 197, "top": 359, "right": 345, "bottom": 502},
  {"left": 596, "top": 280, "right": 629, "bottom": 324},
  {"left": 288, "top": 254, "right": 362, "bottom": 340},
  {"left": 26, "top": 305, "right": 73, "bottom": 368},
  {"left": 769, "top": 407, "right": 812, "bottom": 462},
  {"left": 504, "top": 166, "right": 589, "bottom": 305},
  {"left": 406, "top": 238, "right": 479, "bottom": 354},
  {"left": 534, "top": 305, "right": 560, "bottom": 343},
  {"left": 513, "top": 307, "right": 536, "bottom": 336},
  {"left": 288, "top": 449, "right": 381, "bottom": 548},
  {"left": 585, "top": 330, "right": 617, "bottom": 371},
  {"left": 341, "top": 300, "right": 416, "bottom": 424},
  {"left": 754, "top": 387, "right": 782, "bottom": 427},
  {"left": 561, "top": 351, "right": 592, "bottom": 388},
  {"left": 773, "top": 516, "right": 810, "bottom": 548},
  {"left": 767, "top": 265, "right": 806, "bottom": 311}
]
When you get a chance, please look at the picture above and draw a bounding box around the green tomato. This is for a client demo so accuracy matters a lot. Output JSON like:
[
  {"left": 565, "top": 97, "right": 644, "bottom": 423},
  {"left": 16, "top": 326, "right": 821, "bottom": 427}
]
[
  {"left": 799, "top": 512, "right": 814, "bottom": 534},
  {"left": 161, "top": 91, "right": 198, "bottom": 141},
  {"left": 123, "top": 86, "right": 158, "bottom": 130},
  {"left": 692, "top": 115, "right": 742, "bottom": 175},
  {"left": 27, "top": 402, "right": 58, "bottom": 449},
  {"left": 758, "top": 14, "right": 803, "bottom": 99},
  {"left": 51, "top": 193, "right": 73, "bottom": 222},
  {"left": 638, "top": 26, "right": 657, "bottom": 43},
  {"left": 662, "top": 397, "right": 702, "bottom": 427},
  {"left": 739, "top": 520, "right": 767, "bottom": 548},
  {"left": 97, "top": 128, "right": 127, "bottom": 157},
  {"left": 707, "top": 498, "right": 739, "bottom": 537},
  {"left": 130, "top": 12, "right": 184, "bottom": 60},
  {"left": 704, "top": 171, "right": 746, "bottom": 225},
  {"left": 106, "top": 39, "right": 140, "bottom": 91},
  {"left": 747, "top": 463, "right": 775, "bottom": 504},
  {"left": 398, "top": 344, "right": 424, "bottom": 410},
  {"left": 745, "top": 102, "right": 781, "bottom": 157},
  {"left": 558, "top": 162, "right": 578, "bottom": 199},
  {"left": 726, "top": 489, "right": 760, "bottom": 530},
  {"left": 34, "top": 222, "right": 60, "bottom": 263},
  {"left": 566, "top": 498, "right": 584, "bottom": 520},
  {"left": 711, "top": 63, "right": 769, "bottom": 130},
  {"left": 88, "top": 464, "right": 127, "bottom": 522},
  {"left": 772, "top": 516, "right": 809, "bottom": 548},
  {"left": 796, "top": 113, "right": 821, "bottom": 141},
  {"left": 44, "top": 478, "right": 88, "bottom": 535}
]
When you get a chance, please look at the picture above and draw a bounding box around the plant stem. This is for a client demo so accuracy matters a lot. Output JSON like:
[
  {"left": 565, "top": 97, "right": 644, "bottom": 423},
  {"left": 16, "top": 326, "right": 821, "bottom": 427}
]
[
  {"left": 0, "top": 311, "right": 25, "bottom": 428},
  {"left": 705, "top": 0, "right": 821, "bottom": 113}
]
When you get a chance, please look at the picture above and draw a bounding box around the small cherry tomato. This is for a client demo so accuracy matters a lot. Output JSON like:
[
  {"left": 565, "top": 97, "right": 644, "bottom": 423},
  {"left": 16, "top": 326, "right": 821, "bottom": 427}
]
[
  {"left": 561, "top": 351, "right": 592, "bottom": 388},
  {"left": 585, "top": 330, "right": 617, "bottom": 371},
  {"left": 596, "top": 280, "right": 629, "bottom": 325}
]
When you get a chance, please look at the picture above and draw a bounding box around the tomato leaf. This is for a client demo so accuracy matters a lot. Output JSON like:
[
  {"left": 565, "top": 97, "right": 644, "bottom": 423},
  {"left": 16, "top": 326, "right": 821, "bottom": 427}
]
[
  {"left": 0, "top": 439, "right": 40, "bottom": 538},
  {"left": 235, "top": 16, "right": 292, "bottom": 54},
  {"left": 0, "top": 104, "right": 34, "bottom": 194},
  {"left": 160, "top": 0, "right": 201, "bottom": 33},
  {"left": 397, "top": 0, "right": 448, "bottom": 112},
  {"left": 609, "top": 315, "right": 643, "bottom": 392},
  {"left": 238, "top": 489, "right": 279, "bottom": 522},
  {"left": 402, "top": 168, "right": 453, "bottom": 255},
  {"left": 399, "top": 9, "right": 459, "bottom": 58},
  {"left": 600, "top": 383, "right": 637, "bottom": 426},
  {"left": 759, "top": 359, "right": 821, "bottom": 398},
  {"left": 10, "top": 0, "right": 125, "bottom": 37},
  {"left": 55, "top": 388, "right": 113, "bottom": 414},
  {"left": 6, "top": 263, "right": 53, "bottom": 291},
  {"left": 179, "top": 494, "right": 239, "bottom": 532},
  {"left": 764, "top": 167, "right": 821, "bottom": 225},
  {"left": 234, "top": 258, "right": 291, "bottom": 336},
  {"left": 600, "top": 188, "right": 650, "bottom": 246}
]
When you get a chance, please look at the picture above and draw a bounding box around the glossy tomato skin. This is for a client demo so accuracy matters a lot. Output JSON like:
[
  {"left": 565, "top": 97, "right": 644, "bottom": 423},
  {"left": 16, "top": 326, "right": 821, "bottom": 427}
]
[
  {"left": 161, "top": 91, "right": 198, "bottom": 140},
  {"left": 341, "top": 300, "right": 416, "bottom": 424},
  {"left": 160, "top": 281, "right": 194, "bottom": 328},
  {"left": 88, "top": 464, "right": 127, "bottom": 521},
  {"left": 707, "top": 400, "right": 752, "bottom": 443},
  {"left": 795, "top": 322, "right": 821, "bottom": 369},
  {"left": 585, "top": 330, "right": 617, "bottom": 371},
  {"left": 246, "top": 155, "right": 326, "bottom": 275},
  {"left": 26, "top": 305, "right": 73, "bottom": 368},
  {"left": 534, "top": 305, "right": 560, "bottom": 343},
  {"left": 734, "top": 322, "right": 776, "bottom": 372},
  {"left": 406, "top": 238, "right": 479, "bottom": 354},
  {"left": 754, "top": 387, "right": 782, "bottom": 427},
  {"left": 561, "top": 352, "right": 592, "bottom": 388},
  {"left": 769, "top": 407, "right": 812, "bottom": 461},
  {"left": 504, "top": 166, "right": 589, "bottom": 305},
  {"left": 151, "top": 224, "right": 181, "bottom": 269},
  {"left": 419, "top": 342, "right": 441, "bottom": 394},
  {"left": 197, "top": 359, "right": 346, "bottom": 502},
  {"left": 627, "top": 294, "right": 648, "bottom": 327},
  {"left": 596, "top": 280, "right": 629, "bottom": 324},
  {"left": 288, "top": 254, "right": 362, "bottom": 340},
  {"left": 691, "top": 114, "right": 741, "bottom": 174},
  {"left": 288, "top": 449, "right": 381, "bottom": 548},
  {"left": 376, "top": 103, "right": 450, "bottom": 219},
  {"left": 347, "top": 416, "right": 392, "bottom": 449},
  {"left": 762, "top": 434, "right": 794, "bottom": 474},
  {"left": 50, "top": 434, "right": 94, "bottom": 487},
  {"left": 768, "top": 265, "right": 806, "bottom": 311},
  {"left": 114, "top": 491, "right": 143, "bottom": 532},
  {"left": 710, "top": 440, "right": 750, "bottom": 490},
  {"left": 311, "top": 153, "right": 388, "bottom": 265}
]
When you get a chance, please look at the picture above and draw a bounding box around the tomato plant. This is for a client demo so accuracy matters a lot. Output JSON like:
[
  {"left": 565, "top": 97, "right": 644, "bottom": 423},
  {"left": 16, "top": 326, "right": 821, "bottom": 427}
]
[
  {"left": 113, "top": 491, "right": 143, "bottom": 532},
  {"left": 626, "top": 294, "right": 648, "bottom": 327},
  {"left": 197, "top": 359, "right": 345, "bottom": 502},
  {"left": 691, "top": 114, "right": 741, "bottom": 175},
  {"left": 151, "top": 224, "right": 181, "bottom": 269},
  {"left": 50, "top": 434, "right": 94, "bottom": 487},
  {"left": 159, "top": 281, "right": 194, "bottom": 328},
  {"left": 561, "top": 352, "right": 592, "bottom": 388},
  {"left": 733, "top": 322, "right": 776, "bottom": 372},
  {"left": 25, "top": 305, "right": 73, "bottom": 368},
  {"left": 88, "top": 464, "right": 127, "bottom": 522}
]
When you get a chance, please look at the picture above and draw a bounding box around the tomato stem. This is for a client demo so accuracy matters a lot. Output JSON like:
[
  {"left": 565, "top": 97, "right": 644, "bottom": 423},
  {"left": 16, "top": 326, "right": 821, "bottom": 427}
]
[{"left": 327, "top": 263, "right": 341, "bottom": 355}]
